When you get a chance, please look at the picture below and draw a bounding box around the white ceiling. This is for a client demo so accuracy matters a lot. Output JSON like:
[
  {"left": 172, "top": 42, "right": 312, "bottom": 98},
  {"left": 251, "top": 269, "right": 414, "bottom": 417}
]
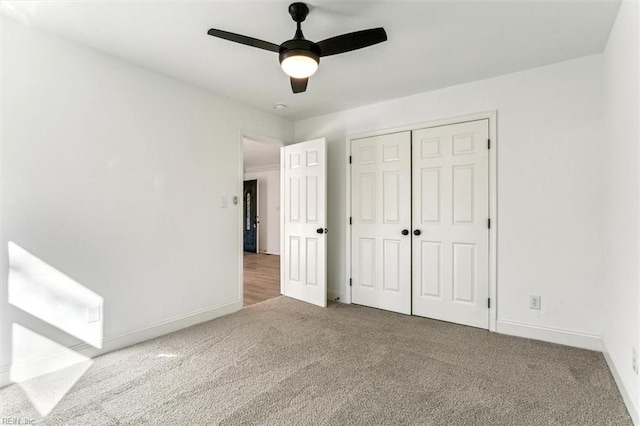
[
  {"left": 243, "top": 138, "right": 281, "bottom": 171},
  {"left": 2, "top": 1, "right": 620, "bottom": 121}
]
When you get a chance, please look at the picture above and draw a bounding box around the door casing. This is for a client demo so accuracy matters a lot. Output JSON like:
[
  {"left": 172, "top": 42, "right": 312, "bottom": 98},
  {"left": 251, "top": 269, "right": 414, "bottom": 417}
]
[{"left": 345, "top": 111, "right": 498, "bottom": 331}]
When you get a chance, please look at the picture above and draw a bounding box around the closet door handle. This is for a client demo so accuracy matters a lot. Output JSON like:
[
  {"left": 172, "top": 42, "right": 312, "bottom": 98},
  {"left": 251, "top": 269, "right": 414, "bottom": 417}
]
[
  {"left": 401, "top": 229, "right": 409, "bottom": 236},
  {"left": 316, "top": 228, "right": 325, "bottom": 234},
  {"left": 413, "top": 229, "right": 422, "bottom": 236}
]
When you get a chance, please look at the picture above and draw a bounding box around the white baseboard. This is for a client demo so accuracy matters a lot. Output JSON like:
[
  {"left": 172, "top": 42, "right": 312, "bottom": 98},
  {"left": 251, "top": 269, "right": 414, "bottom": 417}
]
[
  {"left": 496, "top": 319, "right": 602, "bottom": 351},
  {"left": 328, "top": 291, "right": 347, "bottom": 303},
  {"left": 260, "top": 250, "right": 280, "bottom": 256},
  {"left": 0, "top": 300, "right": 242, "bottom": 389},
  {"left": 602, "top": 343, "right": 639, "bottom": 425}
]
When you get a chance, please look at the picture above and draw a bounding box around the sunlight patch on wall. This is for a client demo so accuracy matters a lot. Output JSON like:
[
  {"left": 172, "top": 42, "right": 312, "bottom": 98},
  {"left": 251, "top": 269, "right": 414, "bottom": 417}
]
[
  {"left": 7, "top": 242, "right": 105, "bottom": 417},
  {"left": 8, "top": 242, "right": 104, "bottom": 349},
  {"left": 0, "top": 2, "right": 39, "bottom": 27},
  {"left": 11, "top": 324, "right": 93, "bottom": 416}
]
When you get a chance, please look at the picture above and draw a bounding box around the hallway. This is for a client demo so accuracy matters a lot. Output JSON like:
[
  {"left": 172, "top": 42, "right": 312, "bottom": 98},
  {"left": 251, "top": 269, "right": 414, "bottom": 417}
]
[{"left": 243, "top": 252, "right": 280, "bottom": 306}]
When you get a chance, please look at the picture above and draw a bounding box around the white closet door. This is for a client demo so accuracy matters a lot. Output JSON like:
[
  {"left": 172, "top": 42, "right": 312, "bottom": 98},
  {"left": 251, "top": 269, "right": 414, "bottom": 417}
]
[
  {"left": 412, "top": 120, "right": 490, "bottom": 329},
  {"left": 281, "top": 138, "right": 327, "bottom": 307},
  {"left": 351, "top": 132, "right": 412, "bottom": 314}
]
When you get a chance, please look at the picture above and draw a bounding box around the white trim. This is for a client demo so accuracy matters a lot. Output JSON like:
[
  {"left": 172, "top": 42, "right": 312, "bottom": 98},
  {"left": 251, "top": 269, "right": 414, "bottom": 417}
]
[
  {"left": 238, "top": 134, "right": 245, "bottom": 305},
  {"left": 328, "top": 291, "right": 347, "bottom": 303},
  {"left": 243, "top": 133, "right": 285, "bottom": 147},
  {"left": 280, "top": 146, "right": 285, "bottom": 295},
  {"left": 496, "top": 319, "right": 602, "bottom": 351},
  {"left": 345, "top": 111, "right": 498, "bottom": 331},
  {"left": 0, "top": 300, "right": 242, "bottom": 388},
  {"left": 344, "top": 137, "right": 352, "bottom": 304},
  {"left": 244, "top": 164, "right": 280, "bottom": 174},
  {"left": 260, "top": 250, "right": 280, "bottom": 256},
  {"left": 602, "top": 343, "right": 639, "bottom": 424},
  {"left": 488, "top": 112, "right": 498, "bottom": 332},
  {"left": 347, "top": 111, "right": 499, "bottom": 142}
]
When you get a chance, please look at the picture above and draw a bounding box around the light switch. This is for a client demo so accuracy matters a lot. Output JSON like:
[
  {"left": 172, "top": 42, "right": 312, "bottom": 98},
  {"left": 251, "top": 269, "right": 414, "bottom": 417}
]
[{"left": 221, "top": 196, "right": 228, "bottom": 208}]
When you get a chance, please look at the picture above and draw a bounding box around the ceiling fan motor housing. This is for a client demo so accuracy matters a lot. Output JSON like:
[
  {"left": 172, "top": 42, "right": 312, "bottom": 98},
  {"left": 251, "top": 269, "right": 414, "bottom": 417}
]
[{"left": 279, "top": 39, "right": 321, "bottom": 66}]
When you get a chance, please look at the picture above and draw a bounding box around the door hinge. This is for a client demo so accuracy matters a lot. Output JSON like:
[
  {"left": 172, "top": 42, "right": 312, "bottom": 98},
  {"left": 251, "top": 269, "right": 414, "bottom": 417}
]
[
  {"left": 349, "top": 217, "right": 352, "bottom": 225},
  {"left": 488, "top": 218, "right": 491, "bottom": 229},
  {"left": 488, "top": 298, "right": 491, "bottom": 308},
  {"left": 488, "top": 139, "right": 491, "bottom": 149},
  {"left": 349, "top": 156, "right": 352, "bottom": 164},
  {"left": 349, "top": 278, "right": 352, "bottom": 287}
]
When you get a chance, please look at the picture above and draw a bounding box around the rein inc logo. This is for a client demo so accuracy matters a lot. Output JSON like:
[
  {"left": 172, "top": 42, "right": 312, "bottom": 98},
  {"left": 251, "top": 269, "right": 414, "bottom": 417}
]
[{"left": 1, "top": 418, "right": 35, "bottom": 425}]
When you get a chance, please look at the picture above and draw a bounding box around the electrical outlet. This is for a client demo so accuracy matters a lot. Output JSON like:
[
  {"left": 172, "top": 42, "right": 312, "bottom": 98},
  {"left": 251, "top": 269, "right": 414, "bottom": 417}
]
[
  {"left": 633, "top": 347, "right": 638, "bottom": 374},
  {"left": 87, "top": 305, "right": 101, "bottom": 323},
  {"left": 529, "top": 295, "right": 541, "bottom": 310}
]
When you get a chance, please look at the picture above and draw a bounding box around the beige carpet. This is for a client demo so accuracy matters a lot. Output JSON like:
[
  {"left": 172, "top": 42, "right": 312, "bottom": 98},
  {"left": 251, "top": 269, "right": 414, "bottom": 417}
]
[{"left": 0, "top": 296, "right": 632, "bottom": 425}]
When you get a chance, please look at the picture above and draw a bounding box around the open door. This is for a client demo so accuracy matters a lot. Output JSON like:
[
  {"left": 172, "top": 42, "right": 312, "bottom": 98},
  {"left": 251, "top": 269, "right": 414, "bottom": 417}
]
[{"left": 281, "top": 138, "right": 327, "bottom": 307}]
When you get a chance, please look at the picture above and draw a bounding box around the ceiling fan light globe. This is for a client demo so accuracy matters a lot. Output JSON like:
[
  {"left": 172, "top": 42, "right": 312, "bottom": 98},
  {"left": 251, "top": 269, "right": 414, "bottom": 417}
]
[{"left": 281, "top": 55, "right": 318, "bottom": 78}]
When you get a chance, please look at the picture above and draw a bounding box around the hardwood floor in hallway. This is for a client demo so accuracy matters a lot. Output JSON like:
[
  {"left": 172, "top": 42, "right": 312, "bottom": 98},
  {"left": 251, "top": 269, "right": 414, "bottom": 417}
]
[{"left": 243, "top": 252, "right": 281, "bottom": 306}]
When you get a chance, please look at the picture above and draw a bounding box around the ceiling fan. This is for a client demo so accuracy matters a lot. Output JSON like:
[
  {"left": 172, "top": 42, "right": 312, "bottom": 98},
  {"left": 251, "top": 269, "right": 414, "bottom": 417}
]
[{"left": 207, "top": 2, "right": 387, "bottom": 94}]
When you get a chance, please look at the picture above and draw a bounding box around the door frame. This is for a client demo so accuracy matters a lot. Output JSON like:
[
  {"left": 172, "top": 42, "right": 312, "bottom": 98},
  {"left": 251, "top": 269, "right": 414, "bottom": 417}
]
[
  {"left": 345, "top": 111, "right": 498, "bottom": 331},
  {"left": 238, "top": 133, "right": 284, "bottom": 305}
]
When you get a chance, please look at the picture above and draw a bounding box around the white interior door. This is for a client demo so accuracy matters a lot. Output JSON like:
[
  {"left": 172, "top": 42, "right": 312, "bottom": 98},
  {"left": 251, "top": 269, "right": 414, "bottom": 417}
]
[
  {"left": 281, "top": 138, "right": 327, "bottom": 307},
  {"left": 412, "top": 120, "right": 490, "bottom": 328},
  {"left": 351, "top": 132, "right": 412, "bottom": 314}
]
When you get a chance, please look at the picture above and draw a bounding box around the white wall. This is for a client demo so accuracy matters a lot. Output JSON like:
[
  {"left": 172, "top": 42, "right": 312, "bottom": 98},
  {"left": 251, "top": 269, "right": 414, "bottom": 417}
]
[
  {"left": 0, "top": 17, "right": 293, "bottom": 386},
  {"left": 602, "top": 1, "right": 639, "bottom": 421},
  {"left": 244, "top": 167, "right": 281, "bottom": 255},
  {"left": 3, "top": 7, "right": 635, "bottom": 417},
  {"left": 295, "top": 54, "right": 605, "bottom": 348}
]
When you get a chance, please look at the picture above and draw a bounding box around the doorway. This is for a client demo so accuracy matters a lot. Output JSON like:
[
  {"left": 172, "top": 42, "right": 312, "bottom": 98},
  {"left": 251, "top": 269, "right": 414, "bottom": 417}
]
[{"left": 242, "top": 136, "right": 283, "bottom": 307}]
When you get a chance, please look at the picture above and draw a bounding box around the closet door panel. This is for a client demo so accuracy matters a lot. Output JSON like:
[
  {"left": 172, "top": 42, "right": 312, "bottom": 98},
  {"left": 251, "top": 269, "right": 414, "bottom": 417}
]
[
  {"left": 412, "top": 120, "right": 490, "bottom": 329},
  {"left": 351, "top": 132, "right": 412, "bottom": 314}
]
